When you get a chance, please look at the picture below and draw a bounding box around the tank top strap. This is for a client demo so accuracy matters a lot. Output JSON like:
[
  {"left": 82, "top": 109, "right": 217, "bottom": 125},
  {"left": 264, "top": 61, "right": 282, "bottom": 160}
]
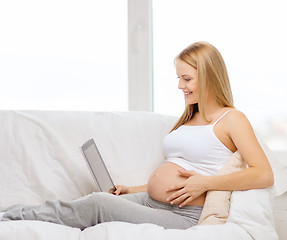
[{"left": 212, "top": 109, "right": 233, "bottom": 126}]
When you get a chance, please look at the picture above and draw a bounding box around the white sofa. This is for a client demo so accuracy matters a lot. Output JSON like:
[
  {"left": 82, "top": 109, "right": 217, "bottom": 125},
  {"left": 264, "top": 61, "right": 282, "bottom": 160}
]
[{"left": 0, "top": 110, "right": 286, "bottom": 240}]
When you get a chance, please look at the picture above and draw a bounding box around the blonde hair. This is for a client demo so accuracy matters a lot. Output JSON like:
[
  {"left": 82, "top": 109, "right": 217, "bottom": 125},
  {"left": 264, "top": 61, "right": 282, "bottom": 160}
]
[{"left": 171, "top": 41, "right": 234, "bottom": 132}]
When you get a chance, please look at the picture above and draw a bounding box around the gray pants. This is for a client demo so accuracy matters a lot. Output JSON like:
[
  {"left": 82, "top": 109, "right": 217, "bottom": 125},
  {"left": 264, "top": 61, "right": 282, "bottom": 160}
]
[{"left": 2, "top": 192, "right": 202, "bottom": 230}]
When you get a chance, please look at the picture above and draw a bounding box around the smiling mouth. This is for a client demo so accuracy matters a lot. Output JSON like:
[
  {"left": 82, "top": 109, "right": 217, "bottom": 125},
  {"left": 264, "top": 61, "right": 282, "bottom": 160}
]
[{"left": 184, "top": 92, "right": 193, "bottom": 96}]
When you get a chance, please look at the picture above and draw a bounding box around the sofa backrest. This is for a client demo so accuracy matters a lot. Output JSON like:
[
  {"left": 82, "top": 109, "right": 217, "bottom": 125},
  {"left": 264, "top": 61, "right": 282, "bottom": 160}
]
[{"left": 0, "top": 110, "right": 177, "bottom": 207}]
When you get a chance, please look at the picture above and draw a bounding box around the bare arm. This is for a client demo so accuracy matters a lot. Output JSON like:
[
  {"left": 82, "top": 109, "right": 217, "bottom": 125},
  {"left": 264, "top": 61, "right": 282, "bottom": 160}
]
[
  {"left": 113, "top": 184, "right": 147, "bottom": 195},
  {"left": 128, "top": 184, "right": 148, "bottom": 193},
  {"left": 206, "top": 110, "right": 274, "bottom": 191}
]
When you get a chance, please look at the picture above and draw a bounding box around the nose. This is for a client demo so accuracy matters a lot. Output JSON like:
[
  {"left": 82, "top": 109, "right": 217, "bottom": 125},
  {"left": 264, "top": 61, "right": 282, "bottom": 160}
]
[{"left": 178, "top": 78, "right": 185, "bottom": 89}]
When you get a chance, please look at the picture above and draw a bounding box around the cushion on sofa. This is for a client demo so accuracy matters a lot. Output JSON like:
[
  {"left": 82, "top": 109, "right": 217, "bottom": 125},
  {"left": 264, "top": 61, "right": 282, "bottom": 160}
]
[{"left": 198, "top": 151, "right": 246, "bottom": 225}]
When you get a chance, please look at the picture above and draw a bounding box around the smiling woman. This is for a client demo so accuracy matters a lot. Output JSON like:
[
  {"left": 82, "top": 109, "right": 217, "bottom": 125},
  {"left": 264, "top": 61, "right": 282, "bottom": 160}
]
[{"left": 1, "top": 41, "right": 274, "bottom": 230}]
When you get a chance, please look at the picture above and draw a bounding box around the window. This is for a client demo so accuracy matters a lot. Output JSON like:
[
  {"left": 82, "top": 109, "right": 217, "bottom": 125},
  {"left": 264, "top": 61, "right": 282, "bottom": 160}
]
[
  {"left": 0, "top": 0, "right": 128, "bottom": 111},
  {"left": 153, "top": 0, "right": 287, "bottom": 151}
]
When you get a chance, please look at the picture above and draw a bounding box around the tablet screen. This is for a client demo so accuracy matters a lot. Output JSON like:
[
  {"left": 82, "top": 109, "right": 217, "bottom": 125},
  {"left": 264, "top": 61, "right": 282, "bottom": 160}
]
[{"left": 81, "top": 139, "right": 115, "bottom": 193}]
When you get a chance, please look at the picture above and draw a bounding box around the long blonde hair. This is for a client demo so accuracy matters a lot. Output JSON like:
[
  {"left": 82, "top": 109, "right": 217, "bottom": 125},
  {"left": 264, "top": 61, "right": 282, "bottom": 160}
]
[{"left": 171, "top": 41, "right": 234, "bottom": 132}]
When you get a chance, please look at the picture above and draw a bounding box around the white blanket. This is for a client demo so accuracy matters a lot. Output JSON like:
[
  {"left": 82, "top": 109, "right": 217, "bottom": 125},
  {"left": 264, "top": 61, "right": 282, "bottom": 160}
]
[{"left": 0, "top": 110, "right": 282, "bottom": 240}]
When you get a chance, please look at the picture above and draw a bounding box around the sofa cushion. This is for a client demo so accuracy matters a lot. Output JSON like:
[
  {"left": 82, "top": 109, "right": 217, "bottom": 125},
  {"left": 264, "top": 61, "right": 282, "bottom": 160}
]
[{"left": 198, "top": 151, "right": 246, "bottom": 225}]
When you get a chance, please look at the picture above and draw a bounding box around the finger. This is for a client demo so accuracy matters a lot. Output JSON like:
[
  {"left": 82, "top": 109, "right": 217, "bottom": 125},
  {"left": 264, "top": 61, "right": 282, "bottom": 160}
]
[
  {"left": 113, "top": 186, "right": 122, "bottom": 195},
  {"left": 170, "top": 193, "right": 190, "bottom": 206},
  {"left": 179, "top": 196, "right": 193, "bottom": 208},
  {"left": 109, "top": 186, "right": 117, "bottom": 194},
  {"left": 166, "top": 181, "right": 186, "bottom": 192},
  {"left": 167, "top": 188, "right": 186, "bottom": 202},
  {"left": 178, "top": 169, "right": 196, "bottom": 177}
]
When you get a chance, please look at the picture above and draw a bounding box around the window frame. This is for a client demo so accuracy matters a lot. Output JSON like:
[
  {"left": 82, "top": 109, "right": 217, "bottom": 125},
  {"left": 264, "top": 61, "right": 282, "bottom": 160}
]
[{"left": 128, "top": 0, "right": 153, "bottom": 112}]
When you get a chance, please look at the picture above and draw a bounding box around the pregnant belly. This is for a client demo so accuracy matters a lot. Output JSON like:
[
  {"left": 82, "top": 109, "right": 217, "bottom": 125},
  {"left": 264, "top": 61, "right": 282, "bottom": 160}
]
[{"left": 147, "top": 162, "right": 206, "bottom": 206}]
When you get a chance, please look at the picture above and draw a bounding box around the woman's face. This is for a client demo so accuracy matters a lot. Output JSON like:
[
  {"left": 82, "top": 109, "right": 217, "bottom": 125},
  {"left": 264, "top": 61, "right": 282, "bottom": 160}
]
[{"left": 175, "top": 59, "right": 199, "bottom": 105}]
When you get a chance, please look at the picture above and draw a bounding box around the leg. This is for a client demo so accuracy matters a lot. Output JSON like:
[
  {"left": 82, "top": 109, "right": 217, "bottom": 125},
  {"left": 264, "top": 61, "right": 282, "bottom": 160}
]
[
  {"left": 120, "top": 191, "right": 148, "bottom": 205},
  {"left": 3, "top": 192, "right": 117, "bottom": 230},
  {"left": 2, "top": 192, "right": 200, "bottom": 230},
  {"left": 120, "top": 192, "right": 202, "bottom": 229}
]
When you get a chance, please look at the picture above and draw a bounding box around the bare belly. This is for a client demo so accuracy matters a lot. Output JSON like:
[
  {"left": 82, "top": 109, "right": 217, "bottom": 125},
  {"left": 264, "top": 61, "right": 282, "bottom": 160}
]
[{"left": 147, "top": 162, "right": 206, "bottom": 206}]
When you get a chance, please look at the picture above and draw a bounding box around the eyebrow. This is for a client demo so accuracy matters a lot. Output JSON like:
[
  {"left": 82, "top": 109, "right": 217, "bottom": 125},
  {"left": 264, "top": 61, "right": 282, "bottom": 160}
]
[
  {"left": 176, "top": 73, "right": 193, "bottom": 79},
  {"left": 178, "top": 74, "right": 191, "bottom": 78}
]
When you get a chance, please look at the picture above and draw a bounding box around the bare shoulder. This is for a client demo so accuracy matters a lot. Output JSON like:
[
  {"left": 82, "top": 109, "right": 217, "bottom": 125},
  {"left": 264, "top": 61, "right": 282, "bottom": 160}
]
[
  {"left": 224, "top": 109, "right": 251, "bottom": 128},
  {"left": 220, "top": 109, "right": 255, "bottom": 139}
]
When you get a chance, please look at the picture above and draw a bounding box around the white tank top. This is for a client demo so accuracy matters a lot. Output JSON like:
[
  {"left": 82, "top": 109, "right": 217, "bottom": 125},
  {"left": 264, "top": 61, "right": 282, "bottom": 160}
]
[{"left": 163, "top": 110, "right": 233, "bottom": 176}]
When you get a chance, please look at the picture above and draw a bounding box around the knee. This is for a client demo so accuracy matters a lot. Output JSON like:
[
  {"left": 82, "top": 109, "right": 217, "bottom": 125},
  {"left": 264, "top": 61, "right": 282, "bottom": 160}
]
[
  {"left": 89, "top": 192, "right": 111, "bottom": 198},
  {"left": 85, "top": 192, "right": 118, "bottom": 212},
  {"left": 88, "top": 192, "right": 115, "bottom": 204}
]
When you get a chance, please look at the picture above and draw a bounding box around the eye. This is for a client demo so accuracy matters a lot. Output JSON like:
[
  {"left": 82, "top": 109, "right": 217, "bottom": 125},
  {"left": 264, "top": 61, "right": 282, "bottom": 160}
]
[{"left": 177, "top": 76, "right": 192, "bottom": 81}]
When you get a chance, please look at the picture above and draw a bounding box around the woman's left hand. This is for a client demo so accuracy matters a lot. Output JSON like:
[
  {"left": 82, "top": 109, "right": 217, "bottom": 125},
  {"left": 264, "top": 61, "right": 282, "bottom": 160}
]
[{"left": 166, "top": 169, "right": 208, "bottom": 208}]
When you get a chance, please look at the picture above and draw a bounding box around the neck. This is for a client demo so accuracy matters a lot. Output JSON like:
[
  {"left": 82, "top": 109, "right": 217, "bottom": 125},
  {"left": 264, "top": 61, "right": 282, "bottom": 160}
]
[{"left": 198, "top": 94, "right": 223, "bottom": 122}]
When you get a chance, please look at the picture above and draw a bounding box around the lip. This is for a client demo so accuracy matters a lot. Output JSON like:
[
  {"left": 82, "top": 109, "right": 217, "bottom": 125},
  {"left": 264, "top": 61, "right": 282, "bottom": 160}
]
[{"left": 183, "top": 91, "right": 192, "bottom": 95}]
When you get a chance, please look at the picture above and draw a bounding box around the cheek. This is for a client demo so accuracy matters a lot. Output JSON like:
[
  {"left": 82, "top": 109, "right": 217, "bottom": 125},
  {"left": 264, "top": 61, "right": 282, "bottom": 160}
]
[
  {"left": 189, "top": 82, "right": 198, "bottom": 92},
  {"left": 192, "top": 84, "right": 198, "bottom": 91},
  {"left": 193, "top": 82, "right": 199, "bottom": 92}
]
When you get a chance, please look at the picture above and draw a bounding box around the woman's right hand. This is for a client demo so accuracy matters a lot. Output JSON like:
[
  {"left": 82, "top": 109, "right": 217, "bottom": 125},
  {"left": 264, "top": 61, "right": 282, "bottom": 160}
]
[{"left": 110, "top": 185, "right": 130, "bottom": 195}]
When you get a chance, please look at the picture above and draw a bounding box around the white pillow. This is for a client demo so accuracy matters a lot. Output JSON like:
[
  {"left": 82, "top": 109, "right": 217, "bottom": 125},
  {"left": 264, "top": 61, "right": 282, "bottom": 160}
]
[
  {"left": 256, "top": 134, "right": 287, "bottom": 196},
  {"left": 227, "top": 187, "right": 278, "bottom": 239}
]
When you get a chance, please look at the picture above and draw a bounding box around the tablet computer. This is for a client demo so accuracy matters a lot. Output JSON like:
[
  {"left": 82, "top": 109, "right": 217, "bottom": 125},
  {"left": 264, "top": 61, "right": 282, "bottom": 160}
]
[{"left": 80, "top": 139, "right": 116, "bottom": 193}]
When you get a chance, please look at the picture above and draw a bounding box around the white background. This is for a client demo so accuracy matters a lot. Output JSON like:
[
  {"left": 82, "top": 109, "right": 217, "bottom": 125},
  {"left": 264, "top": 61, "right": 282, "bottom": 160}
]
[
  {"left": 0, "top": 0, "right": 128, "bottom": 111},
  {"left": 0, "top": 0, "right": 286, "bottom": 150}
]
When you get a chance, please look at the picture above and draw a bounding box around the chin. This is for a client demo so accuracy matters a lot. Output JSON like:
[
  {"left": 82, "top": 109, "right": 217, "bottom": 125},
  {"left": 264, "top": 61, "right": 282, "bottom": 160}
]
[{"left": 185, "top": 100, "right": 198, "bottom": 106}]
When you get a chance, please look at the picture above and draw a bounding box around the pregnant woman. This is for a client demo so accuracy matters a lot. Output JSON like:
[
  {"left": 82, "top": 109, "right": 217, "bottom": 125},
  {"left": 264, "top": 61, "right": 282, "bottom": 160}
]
[{"left": 0, "top": 42, "right": 274, "bottom": 230}]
